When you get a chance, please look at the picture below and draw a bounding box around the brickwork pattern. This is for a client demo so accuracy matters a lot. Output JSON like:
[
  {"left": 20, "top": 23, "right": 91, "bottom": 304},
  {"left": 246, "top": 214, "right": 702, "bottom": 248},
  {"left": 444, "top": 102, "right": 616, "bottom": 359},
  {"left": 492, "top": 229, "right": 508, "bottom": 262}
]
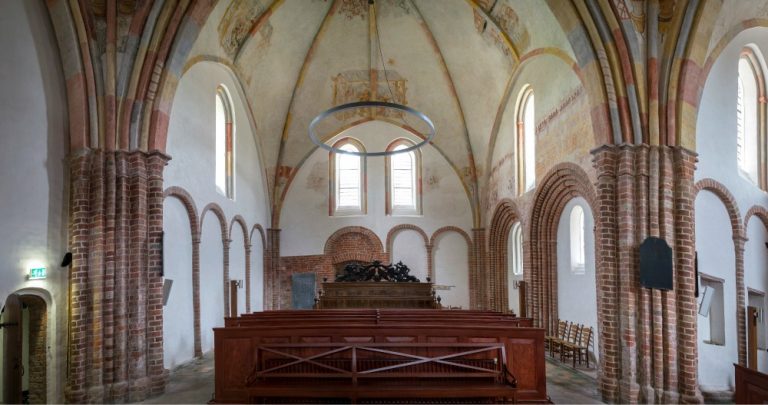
[
  {"left": 20, "top": 295, "right": 47, "bottom": 404},
  {"left": 488, "top": 199, "right": 524, "bottom": 312}
]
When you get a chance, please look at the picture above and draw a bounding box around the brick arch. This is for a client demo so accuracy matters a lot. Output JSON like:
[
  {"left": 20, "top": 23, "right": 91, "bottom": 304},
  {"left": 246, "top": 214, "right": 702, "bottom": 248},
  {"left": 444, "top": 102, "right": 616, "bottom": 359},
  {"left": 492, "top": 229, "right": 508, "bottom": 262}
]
[
  {"left": 200, "top": 203, "right": 231, "bottom": 317},
  {"left": 163, "top": 186, "right": 200, "bottom": 239},
  {"left": 430, "top": 226, "right": 472, "bottom": 247},
  {"left": 250, "top": 224, "right": 267, "bottom": 251},
  {"left": 162, "top": 186, "right": 202, "bottom": 357},
  {"left": 527, "top": 163, "right": 597, "bottom": 336},
  {"left": 229, "top": 215, "right": 250, "bottom": 246},
  {"left": 694, "top": 178, "right": 747, "bottom": 366},
  {"left": 488, "top": 199, "right": 524, "bottom": 312},
  {"left": 324, "top": 226, "right": 385, "bottom": 266},
  {"left": 228, "top": 215, "right": 251, "bottom": 312}
]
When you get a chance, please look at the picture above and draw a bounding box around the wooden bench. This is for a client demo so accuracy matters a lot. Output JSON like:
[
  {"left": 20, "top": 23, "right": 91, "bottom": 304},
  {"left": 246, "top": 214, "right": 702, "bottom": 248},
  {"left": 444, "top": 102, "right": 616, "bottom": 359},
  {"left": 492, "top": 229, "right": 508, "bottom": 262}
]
[{"left": 214, "top": 310, "right": 547, "bottom": 403}]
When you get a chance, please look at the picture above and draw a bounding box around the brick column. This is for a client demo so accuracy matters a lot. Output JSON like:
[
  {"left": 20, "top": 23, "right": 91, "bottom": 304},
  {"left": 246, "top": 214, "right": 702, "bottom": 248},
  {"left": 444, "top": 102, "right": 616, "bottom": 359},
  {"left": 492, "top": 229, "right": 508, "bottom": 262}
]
[
  {"left": 659, "top": 147, "right": 680, "bottom": 403},
  {"left": 672, "top": 147, "right": 703, "bottom": 404},
  {"left": 223, "top": 238, "right": 232, "bottom": 317},
  {"left": 147, "top": 152, "right": 169, "bottom": 397},
  {"left": 426, "top": 243, "right": 434, "bottom": 281},
  {"left": 266, "top": 229, "right": 281, "bottom": 310},
  {"left": 192, "top": 237, "right": 202, "bottom": 357},
  {"left": 617, "top": 145, "right": 640, "bottom": 403},
  {"left": 245, "top": 243, "right": 252, "bottom": 313},
  {"left": 592, "top": 146, "right": 620, "bottom": 403},
  {"left": 734, "top": 236, "right": 747, "bottom": 366},
  {"left": 471, "top": 228, "right": 487, "bottom": 310},
  {"left": 65, "top": 150, "right": 171, "bottom": 403}
]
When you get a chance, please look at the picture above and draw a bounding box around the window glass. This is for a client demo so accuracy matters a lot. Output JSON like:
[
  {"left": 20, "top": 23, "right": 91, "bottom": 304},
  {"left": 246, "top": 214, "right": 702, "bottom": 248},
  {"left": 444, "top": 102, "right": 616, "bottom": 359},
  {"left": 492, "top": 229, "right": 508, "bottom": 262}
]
[
  {"left": 391, "top": 144, "right": 415, "bottom": 208},
  {"left": 336, "top": 143, "right": 361, "bottom": 209},
  {"left": 570, "top": 205, "right": 585, "bottom": 274}
]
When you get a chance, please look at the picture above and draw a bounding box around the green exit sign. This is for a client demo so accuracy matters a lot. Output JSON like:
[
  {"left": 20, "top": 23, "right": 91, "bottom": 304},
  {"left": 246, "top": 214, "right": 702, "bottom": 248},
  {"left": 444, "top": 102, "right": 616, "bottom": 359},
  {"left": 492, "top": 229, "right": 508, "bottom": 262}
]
[{"left": 29, "top": 267, "right": 46, "bottom": 280}]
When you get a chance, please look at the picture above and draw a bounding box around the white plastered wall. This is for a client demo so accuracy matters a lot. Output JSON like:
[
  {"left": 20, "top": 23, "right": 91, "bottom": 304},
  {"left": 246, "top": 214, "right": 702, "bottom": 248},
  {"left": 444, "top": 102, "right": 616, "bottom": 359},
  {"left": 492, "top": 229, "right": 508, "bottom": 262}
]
[
  {"left": 280, "top": 121, "right": 472, "bottom": 305},
  {"left": 0, "top": 1, "right": 68, "bottom": 402},
  {"left": 695, "top": 191, "right": 739, "bottom": 391},
  {"left": 695, "top": 27, "right": 768, "bottom": 391},
  {"left": 163, "top": 61, "right": 270, "bottom": 365},
  {"left": 556, "top": 198, "right": 598, "bottom": 362},
  {"left": 162, "top": 199, "right": 195, "bottom": 369}
]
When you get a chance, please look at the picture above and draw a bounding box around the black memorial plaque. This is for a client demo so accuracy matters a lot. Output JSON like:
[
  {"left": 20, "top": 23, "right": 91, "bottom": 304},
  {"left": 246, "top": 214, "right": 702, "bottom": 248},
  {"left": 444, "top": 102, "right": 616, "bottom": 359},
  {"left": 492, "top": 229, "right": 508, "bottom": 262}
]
[{"left": 639, "top": 237, "right": 673, "bottom": 290}]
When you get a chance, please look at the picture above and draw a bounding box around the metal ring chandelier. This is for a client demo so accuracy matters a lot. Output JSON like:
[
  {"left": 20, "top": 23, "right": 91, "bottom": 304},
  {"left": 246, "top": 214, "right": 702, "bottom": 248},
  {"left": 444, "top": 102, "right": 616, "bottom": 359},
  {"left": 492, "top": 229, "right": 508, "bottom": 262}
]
[{"left": 308, "top": 101, "right": 435, "bottom": 157}]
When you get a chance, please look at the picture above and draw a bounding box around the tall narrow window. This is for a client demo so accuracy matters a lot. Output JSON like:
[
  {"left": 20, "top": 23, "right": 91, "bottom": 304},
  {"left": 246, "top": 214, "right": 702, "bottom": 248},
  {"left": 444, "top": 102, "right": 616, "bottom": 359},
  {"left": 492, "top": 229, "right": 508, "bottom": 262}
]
[
  {"left": 570, "top": 205, "right": 585, "bottom": 274},
  {"left": 331, "top": 139, "right": 366, "bottom": 215},
  {"left": 516, "top": 87, "right": 535, "bottom": 195},
  {"left": 737, "top": 48, "right": 767, "bottom": 190},
  {"left": 215, "top": 86, "right": 235, "bottom": 199},
  {"left": 510, "top": 222, "right": 523, "bottom": 276},
  {"left": 386, "top": 140, "right": 421, "bottom": 215}
]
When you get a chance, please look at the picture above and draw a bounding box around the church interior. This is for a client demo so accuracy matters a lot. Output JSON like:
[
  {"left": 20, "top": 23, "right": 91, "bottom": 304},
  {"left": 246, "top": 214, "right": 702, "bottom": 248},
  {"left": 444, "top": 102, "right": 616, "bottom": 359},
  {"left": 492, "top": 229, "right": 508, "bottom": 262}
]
[{"left": 1, "top": 0, "right": 768, "bottom": 403}]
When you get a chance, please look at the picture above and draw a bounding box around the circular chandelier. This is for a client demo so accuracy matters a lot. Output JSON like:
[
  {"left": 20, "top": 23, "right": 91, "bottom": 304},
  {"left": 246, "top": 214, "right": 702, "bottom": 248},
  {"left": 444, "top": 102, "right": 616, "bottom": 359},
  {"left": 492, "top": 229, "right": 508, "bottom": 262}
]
[
  {"left": 307, "top": 0, "right": 434, "bottom": 157},
  {"left": 308, "top": 101, "right": 435, "bottom": 157}
]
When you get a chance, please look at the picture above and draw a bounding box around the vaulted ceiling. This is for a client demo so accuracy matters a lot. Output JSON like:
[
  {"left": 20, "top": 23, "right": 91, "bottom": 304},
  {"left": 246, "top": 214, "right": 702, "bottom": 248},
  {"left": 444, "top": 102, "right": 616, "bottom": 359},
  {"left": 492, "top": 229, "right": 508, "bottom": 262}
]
[{"left": 188, "top": 0, "right": 586, "bottom": 220}]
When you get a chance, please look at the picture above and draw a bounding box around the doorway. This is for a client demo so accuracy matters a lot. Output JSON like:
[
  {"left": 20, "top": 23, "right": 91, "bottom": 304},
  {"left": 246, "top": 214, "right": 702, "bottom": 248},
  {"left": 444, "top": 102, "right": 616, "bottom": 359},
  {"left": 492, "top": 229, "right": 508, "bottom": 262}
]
[{"left": 1, "top": 293, "right": 47, "bottom": 404}]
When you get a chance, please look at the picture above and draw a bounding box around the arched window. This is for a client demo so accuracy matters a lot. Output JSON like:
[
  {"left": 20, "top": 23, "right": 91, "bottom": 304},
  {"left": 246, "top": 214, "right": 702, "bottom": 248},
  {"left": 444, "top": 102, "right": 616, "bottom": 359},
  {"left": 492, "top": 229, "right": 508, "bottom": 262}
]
[
  {"left": 510, "top": 222, "right": 523, "bottom": 276},
  {"left": 570, "top": 205, "right": 585, "bottom": 274},
  {"left": 331, "top": 139, "right": 366, "bottom": 215},
  {"left": 386, "top": 140, "right": 421, "bottom": 215},
  {"left": 516, "top": 87, "right": 535, "bottom": 195},
  {"left": 215, "top": 86, "right": 235, "bottom": 199},
  {"left": 737, "top": 48, "right": 766, "bottom": 190}
]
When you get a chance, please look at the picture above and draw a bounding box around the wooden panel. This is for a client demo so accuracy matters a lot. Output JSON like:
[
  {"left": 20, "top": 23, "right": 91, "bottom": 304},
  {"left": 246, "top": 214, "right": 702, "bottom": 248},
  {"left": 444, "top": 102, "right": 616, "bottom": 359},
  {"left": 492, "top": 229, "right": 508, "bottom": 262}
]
[{"left": 736, "top": 363, "right": 768, "bottom": 404}]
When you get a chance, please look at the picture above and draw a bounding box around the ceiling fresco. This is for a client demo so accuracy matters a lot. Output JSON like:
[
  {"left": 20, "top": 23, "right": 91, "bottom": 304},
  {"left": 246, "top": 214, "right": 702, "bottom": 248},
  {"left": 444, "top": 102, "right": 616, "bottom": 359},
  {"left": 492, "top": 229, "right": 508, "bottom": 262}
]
[{"left": 183, "top": 0, "right": 586, "bottom": 224}]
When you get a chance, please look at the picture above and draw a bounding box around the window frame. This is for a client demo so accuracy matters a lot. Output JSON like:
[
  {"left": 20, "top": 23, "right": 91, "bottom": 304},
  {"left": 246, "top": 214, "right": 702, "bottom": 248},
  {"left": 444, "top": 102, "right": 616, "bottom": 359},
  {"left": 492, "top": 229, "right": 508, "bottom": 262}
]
[
  {"left": 215, "top": 85, "right": 235, "bottom": 200},
  {"left": 737, "top": 47, "right": 768, "bottom": 191},
  {"left": 385, "top": 139, "right": 422, "bottom": 216},
  {"left": 516, "top": 86, "right": 536, "bottom": 196},
  {"left": 329, "top": 138, "right": 367, "bottom": 216},
  {"left": 699, "top": 273, "right": 726, "bottom": 346}
]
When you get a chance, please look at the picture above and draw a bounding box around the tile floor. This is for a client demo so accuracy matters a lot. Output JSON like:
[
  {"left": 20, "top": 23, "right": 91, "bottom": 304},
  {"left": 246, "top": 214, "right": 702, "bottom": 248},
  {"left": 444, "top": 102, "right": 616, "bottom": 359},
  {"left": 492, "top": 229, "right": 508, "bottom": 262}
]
[{"left": 139, "top": 352, "right": 605, "bottom": 404}]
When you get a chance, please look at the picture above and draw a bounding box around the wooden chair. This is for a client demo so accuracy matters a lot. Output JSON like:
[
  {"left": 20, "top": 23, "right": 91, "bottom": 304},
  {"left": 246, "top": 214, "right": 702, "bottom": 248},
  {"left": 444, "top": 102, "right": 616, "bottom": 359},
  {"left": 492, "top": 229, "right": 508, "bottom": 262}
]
[
  {"left": 549, "top": 321, "right": 574, "bottom": 358},
  {"left": 563, "top": 325, "right": 593, "bottom": 368},
  {"left": 545, "top": 319, "right": 567, "bottom": 353}
]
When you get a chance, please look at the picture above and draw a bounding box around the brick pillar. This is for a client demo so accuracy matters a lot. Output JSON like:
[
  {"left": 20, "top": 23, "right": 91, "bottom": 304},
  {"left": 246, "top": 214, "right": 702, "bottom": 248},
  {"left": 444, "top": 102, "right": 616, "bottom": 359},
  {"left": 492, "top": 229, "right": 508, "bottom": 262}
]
[
  {"left": 734, "top": 236, "right": 747, "bottom": 366},
  {"left": 672, "top": 147, "right": 703, "bottom": 404},
  {"left": 245, "top": 243, "right": 252, "bottom": 313},
  {"left": 147, "top": 152, "right": 169, "bottom": 397},
  {"left": 617, "top": 145, "right": 640, "bottom": 403},
  {"left": 592, "top": 146, "right": 620, "bottom": 402},
  {"left": 266, "top": 229, "right": 281, "bottom": 310},
  {"left": 223, "top": 238, "right": 232, "bottom": 317},
  {"left": 471, "top": 228, "right": 486, "bottom": 310},
  {"left": 65, "top": 149, "right": 170, "bottom": 404},
  {"left": 192, "top": 237, "right": 202, "bottom": 357},
  {"left": 660, "top": 147, "right": 680, "bottom": 403},
  {"left": 426, "top": 244, "right": 434, "bottom": 281}
]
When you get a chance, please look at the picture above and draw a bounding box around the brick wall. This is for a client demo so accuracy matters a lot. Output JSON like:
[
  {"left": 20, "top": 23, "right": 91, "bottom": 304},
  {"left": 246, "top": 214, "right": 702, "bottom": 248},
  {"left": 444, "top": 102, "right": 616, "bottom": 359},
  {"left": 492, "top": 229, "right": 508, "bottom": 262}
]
[{"left": 20, "top": 295, "right": 47, "bottom": 404}]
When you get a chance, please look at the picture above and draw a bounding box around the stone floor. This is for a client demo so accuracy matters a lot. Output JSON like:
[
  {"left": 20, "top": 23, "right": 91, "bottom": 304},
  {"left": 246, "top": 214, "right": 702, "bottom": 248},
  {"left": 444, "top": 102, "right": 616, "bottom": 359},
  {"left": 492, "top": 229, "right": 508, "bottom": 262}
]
[{"left": 139, "top": 352, "right": 605, "bottom": 404}]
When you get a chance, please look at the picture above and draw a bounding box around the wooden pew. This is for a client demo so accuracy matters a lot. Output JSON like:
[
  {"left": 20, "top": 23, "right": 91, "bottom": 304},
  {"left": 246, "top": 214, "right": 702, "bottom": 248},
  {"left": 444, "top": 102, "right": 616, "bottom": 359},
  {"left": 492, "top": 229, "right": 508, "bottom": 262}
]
[
  {"left": 735, "top": 363, "right": 768, "bottom": 403},
  {"left": 214, "top": 310, "right": 547, "bottom": 403}
]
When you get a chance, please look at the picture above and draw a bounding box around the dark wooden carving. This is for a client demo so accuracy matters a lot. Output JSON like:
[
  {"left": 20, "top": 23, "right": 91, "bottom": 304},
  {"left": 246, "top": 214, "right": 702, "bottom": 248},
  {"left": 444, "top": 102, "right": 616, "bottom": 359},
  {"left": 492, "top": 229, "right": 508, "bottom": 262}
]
[{"left": 335, "top": 260, "right": 420, "bottom": 282}]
